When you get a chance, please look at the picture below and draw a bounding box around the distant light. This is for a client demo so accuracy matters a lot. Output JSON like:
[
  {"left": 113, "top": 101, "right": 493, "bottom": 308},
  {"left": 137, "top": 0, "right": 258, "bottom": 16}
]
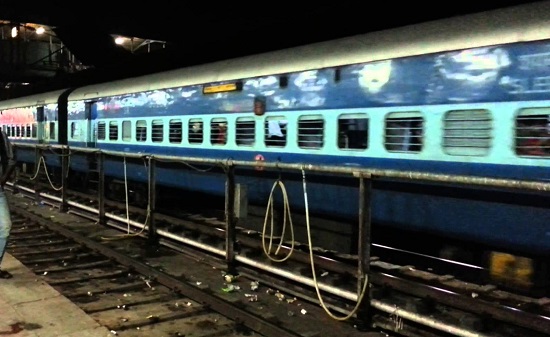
[
  {"left": 36, "top": 27, "right": 45, "bottom": 35},
  {"left": 115, "top": 36, "right": 125, "bottom": 45},
  {"left": 11, "top": 27, "right": 18, "bottom": 38}
]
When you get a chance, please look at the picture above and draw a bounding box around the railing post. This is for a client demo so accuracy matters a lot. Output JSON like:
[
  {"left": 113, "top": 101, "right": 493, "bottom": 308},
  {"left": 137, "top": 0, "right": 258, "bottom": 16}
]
[
  {"left": 97, "top": 152, "right": 106, "bottom": 225},
  {"left": 60, "top": 146, "right": 69, "bottom": 212},
  {"left": 356, "top": 173, "right": 372, "bottom": 329},
  {"left": 147, "top": 156, "right": 157, "bottom": 246},
  {"left": 34, "top": 147, "right": 42, "bottom": 203},
  {"left": 225, "top": 164, "right": 237, "bottom": 274}
]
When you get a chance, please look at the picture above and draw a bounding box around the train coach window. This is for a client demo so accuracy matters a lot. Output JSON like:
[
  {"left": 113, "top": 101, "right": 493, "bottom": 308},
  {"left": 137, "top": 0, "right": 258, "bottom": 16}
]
[
  {"left": 97, "top": 122, "right": 106, "bottom": 140},
  {"left": 26, "top": 125, "right": 31, "bottom": 138},
  {"left": 210, "top": 118, "right": 227, "bottom": 145},
  {"left": 122, "top": 121, "right": 132, "bottom": 141},
  {"left": 443, "top": 109, "right": 492, "bottom": 156},
  {"left": 70, "top": 122, "right": 77, "bottom": 139},
  {"left": 385, "top": 112, "right": 423, "bottom": 152},
  {"left": 152, "top": 119, "right": 164, "bottom": 143},
  {"left": 136, "top": 120, "right": 147, "bottom": 142},
  {"left": 49, "top": 122, "right": 56, "bottom": 140},
  {"left": 338, "top": 113, "right": 368, "bottom": 150},
  {"left": 169, "top": 119, "right": 182, "bottom": 143},
  {"left": 10, "top": 126, "right": 14, "bottom": 137},
  {"left": 188, "top": 119, "right": 203, "bottom": 144},
  {"left": 515, "top": 108, "right": 550, "bottom": 157},
  {"left": 298, "top": 115, "right": 324, "bottom": 149},
  {"left": 32, "top": 123, "right": 37, "bottom": 138},
  {"left": 236, "top": 117, "right": 255, "bottom": 146},
  {"left": 109, "top": 121, "right": 118, "bottom": 141},
  {"left": 265, "top": 117, "right": 287, "bottom": 147}
]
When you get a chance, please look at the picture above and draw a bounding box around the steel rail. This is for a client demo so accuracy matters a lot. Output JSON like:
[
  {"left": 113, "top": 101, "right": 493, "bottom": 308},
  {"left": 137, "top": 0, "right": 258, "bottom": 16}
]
[{"left": 12, "top": 204, "right": 303, "bottom": 337}]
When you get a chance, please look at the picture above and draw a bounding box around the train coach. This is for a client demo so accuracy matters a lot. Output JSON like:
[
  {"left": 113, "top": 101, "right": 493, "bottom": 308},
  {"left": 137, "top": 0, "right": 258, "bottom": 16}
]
[{"left": 1, "top": 1, "right": 549, "bottom": 294}]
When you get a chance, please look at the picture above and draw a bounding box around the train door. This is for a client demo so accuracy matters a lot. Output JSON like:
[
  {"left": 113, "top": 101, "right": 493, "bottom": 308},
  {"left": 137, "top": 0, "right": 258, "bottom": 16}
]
[
  {"left": 36, "top": 106, "right": 45, "bottom": 144},
  {"left": 82, "top": 101, "right": 100, "bottom": 192},
  {"left": 40, "top": 107, "right": 57, "bottom": 145},
  {"left": 85, "top": 101, "right": 97, "bottom": 148}
]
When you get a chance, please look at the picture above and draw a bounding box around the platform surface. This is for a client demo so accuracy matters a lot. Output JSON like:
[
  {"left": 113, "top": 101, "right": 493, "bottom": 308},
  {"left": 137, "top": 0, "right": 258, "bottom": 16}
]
[{"left": 0, "top": 253, "right": 112, "bottom": 337}]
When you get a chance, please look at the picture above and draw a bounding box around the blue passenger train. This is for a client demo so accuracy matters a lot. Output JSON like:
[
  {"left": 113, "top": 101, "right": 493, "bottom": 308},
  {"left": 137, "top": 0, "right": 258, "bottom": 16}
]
[{"left": 1, "top": 2, "right": 549, "bottom": 293}]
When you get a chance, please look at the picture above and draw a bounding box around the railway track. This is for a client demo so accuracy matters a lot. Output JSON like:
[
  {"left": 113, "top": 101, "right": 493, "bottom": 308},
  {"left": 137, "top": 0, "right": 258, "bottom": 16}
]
[
  {"left": 6, "top": 183, "right": 550, "bottom": 337},
  {"left": 7, "top": 191, "right": 376, "bottom": 337}
]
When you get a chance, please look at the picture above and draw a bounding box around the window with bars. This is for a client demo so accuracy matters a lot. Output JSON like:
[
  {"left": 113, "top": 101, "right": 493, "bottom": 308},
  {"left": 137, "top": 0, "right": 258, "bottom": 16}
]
[
  {"left": 109, "top": 121, "right": 118, "bottom": 141},
  {"left": 188, "top": 119, "right": 203, "bottom": 144},
  {"left": 338, "top": 113, "right": 368, "bottom": 150},
  {"left": 236, "top": 118, "right": 255, "bottom": 146},
  {"left": 264, "top": 117, "right": 288, "bottom": 147},
  {"left": 210, "top": 118, "right": 227, "bottom": 145},
  {"left": 385, "top": 112, "right": 423, "bottom": 152},
  {"left": 298, "top": 115, "right": 324, "bottom": 149},
  {"left": 515, "top": 108, "right": 550, "bottom": 157},
  {"left": 97, "top": 122, "right": 106, "bottom": 140},
  {"left": 169, "top": 119, "right": 182, "bottom": 143},
  {"left": 152, "top": 120, "right": 164, "bottom": 143},
  {"left": 136, "top": 120, "right": 147, "bottom": 142},
  {"left": 443, "top": 109, "right": 492, "bottom": 156}
]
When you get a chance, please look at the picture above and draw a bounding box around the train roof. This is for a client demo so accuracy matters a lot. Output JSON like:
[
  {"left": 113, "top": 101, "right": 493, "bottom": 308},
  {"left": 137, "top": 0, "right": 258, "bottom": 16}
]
[
  {"left": 0, "top": 89, "right": 70, "bottom": 110},
  {"left": 67, "top": 1, "right": 550, "bottom": 102}
]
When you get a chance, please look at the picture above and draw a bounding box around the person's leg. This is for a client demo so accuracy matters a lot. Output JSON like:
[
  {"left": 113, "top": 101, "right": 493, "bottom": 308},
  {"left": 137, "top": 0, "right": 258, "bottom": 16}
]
[{"left": 0, "top": 189, "right": 13, "bottom": 278}]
